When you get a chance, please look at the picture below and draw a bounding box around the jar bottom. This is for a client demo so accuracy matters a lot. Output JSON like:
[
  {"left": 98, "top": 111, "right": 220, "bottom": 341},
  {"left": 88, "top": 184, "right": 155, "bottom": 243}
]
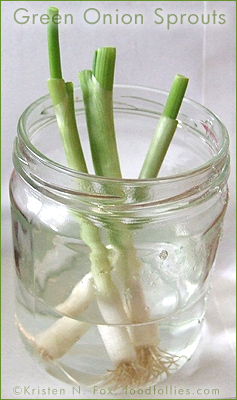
[
  {"left": 15, "top": 276, "right": 205, "bottom": 392},
  {"left": 17, "top": 319, "right": 202, "bottom": 392}
]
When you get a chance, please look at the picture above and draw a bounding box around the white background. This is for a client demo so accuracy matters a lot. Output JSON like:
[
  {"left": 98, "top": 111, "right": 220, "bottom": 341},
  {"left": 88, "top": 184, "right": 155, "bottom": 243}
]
[{"left": 1, "top": 1, "right": 236, "bottom": 399}]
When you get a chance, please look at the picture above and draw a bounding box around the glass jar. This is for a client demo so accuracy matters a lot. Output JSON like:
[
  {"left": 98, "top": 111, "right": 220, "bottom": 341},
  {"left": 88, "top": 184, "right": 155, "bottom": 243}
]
[{"left": 10, "top": 85, "right": 229, "bottom": 391}]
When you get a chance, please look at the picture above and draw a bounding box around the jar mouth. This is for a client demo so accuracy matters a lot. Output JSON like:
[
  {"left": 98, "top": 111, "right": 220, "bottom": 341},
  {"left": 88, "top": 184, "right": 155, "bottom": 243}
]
[
  {"left": 14, "top": 84, "right": 230, "bottom": 210},
  {"left": 17, "top": 84, "right": 229, "bottom": 185}
]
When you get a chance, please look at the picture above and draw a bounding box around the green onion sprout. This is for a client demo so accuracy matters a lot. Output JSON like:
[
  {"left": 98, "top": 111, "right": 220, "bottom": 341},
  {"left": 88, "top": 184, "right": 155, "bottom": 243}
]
[
  {"left": 139, "top": 74, "right": 189, "bottom": 178},
  {"left": 79, "top": 47, "right": 122, "bottom": 178}
]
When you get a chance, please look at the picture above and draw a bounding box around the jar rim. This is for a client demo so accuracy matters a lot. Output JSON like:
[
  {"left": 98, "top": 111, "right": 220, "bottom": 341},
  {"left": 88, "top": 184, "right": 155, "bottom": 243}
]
[{"left": 17, "top": 83, "right": 229, "bottom": 186}]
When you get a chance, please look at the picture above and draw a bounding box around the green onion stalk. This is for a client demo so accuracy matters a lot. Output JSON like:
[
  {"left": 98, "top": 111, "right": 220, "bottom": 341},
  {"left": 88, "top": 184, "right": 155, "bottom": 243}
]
[
  {"left": 33, "top": 6, "right": 189, "bottom": 389},
  {"left": 108, "top": 74, "right": 189, "bottom": 384},
  {"left": 35, "top": 6, "right": 137, "bottom": 374},
  {"left": 82, "top": 66, "right": 188, "bottom": 385}
]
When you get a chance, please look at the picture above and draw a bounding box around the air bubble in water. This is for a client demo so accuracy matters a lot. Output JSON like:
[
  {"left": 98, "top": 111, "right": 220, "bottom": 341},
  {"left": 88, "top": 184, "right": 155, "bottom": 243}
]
[{"left": 159, "top": 250, "right": 168, "bottom": 260}]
